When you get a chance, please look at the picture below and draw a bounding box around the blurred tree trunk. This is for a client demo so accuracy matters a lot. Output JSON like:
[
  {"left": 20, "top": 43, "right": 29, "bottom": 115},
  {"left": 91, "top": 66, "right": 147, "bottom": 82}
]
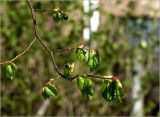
[{"left": 132, "top": 51, "right": 144, "bottom": 116}]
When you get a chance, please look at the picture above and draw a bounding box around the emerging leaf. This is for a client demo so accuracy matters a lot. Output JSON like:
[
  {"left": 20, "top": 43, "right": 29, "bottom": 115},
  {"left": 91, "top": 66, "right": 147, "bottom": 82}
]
[
  {"left": 82, "top": 78, "right": 93, "bottom": 101},
  {"left": 76, "top": 45, "right": 86, "bottom": 62},
  {"left": 101, "top": 79, "right": 113, "bottom": 101},
  {"left": 101, "top": 79, "right": 124, "bottom": 102},
  {"left": 47, "top": 83, "right": 58, "bottom": 96},
  {"left": 41, "top": 87, "right": 50, "bottom": 99},
  {"left": 41, "top": 83, "right": 58, "bottom": 99},
  {"left": 52, "top": 9, "right": 68, "bottom": 23},
  {"left": 10, "top": 62, "right": 17, "bottom": 73},
  {"left": 113, "top": 79, "right": 124, "bottom": 101},
  {"left": 77, "top": 76, "right": 85, "bottom": 91},
  {"left": 88, "top": 50, "right": 100, "bottom": 71},
  {"left": 5, "top": 62, "right": 17, "bottom": 79},
  {"left": 63, "top": 63, "right": 74, "bottom": 79},
  {"left": 53, "top": 11, "right": 63, "bottom": 23},
  {"left": 77, "top": 76, "right": 93, "bottom": 101}
]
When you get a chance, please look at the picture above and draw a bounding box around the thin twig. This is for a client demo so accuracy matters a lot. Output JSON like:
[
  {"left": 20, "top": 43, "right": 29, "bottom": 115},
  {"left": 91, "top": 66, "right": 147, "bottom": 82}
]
[
  {"left": 71, "top": 74, "right": 113, "bottom": 80},
  {"left": 34, "top": 8, "right": 60, "bottom": 13},
  {"left": 84, "top": 74, "right": 113, "bottom": 80},
  {"left": 53, "top": 47, "right": 90, "bottom": 54},
  {"left": 48, "top": 76, "right": 61, "bottom": 83},
  {"left": 34, "top": 9, "right": 53, "bottom": 12},
  {"left": 27, "top": 1, "right": 51, "bottom": 53},
  {"left": 0, "top": 38, "right": 36, "bottom": 65},
  {"left": 53, "top": 47, "right": 77, "bottom": 54}
]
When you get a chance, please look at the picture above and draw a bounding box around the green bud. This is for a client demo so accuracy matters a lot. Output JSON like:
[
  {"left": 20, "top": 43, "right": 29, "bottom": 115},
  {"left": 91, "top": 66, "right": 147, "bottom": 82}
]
[
  {"left": 63, "top": 63, "right": 74, "bottom": 79},
  {"left": 41, "top": 83, "right": 58, "bottom": 99},
  {"left": 5, "top": 62, "right": 17, "bottom": 79},
  {"left": 47, "top": 83, "right": 58, "bottom": 96},
  {"left": 41, "top": 87, "right": 50, "bottom": 99},
  {"left": 10, "top": 62, "right": 17, "bottom": 73},
  {"left": 6, "top": 65, "right": 13, "bottom": 78}
]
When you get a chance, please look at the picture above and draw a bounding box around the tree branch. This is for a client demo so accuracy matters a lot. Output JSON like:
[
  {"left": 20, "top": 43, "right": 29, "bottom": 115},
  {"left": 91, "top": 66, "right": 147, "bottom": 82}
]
[
  {"left": 1, "top": 1, "right": 116, "bottom": 82},
  {"left": 84, "top": 74, "right": 113, "bottom": 80},
  {"left": 0, "top": 38, "right": 36, "bottom": 65},
  {"left": 27, "top": 0, "right": 65, "bottom": 78},
  {"left": 27, "top": 1, "right": 51, "bottom": 53}
]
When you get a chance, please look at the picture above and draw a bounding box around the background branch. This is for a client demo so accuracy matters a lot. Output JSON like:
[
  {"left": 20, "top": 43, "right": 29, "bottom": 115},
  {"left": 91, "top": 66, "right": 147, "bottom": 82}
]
[{"left": 36, "top": 99, "right": 51, "bottom": 116}]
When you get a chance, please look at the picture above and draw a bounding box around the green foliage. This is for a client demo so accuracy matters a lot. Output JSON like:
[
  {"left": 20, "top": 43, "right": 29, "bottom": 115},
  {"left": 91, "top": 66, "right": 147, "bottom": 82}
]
[
  {"left": 75, "top": 46, "right": 100, "bottom": 72},
  {"left": 75, "top": 45, "right": 86, "bottom": 62},
  {"left": 101, "top": 78, "right": 124, "bottom": 101},
  {"left": 77, "top": 76, "right": 93, "bottom": 101},
  {"left": 77, "top": 76, "right": 85, "bottom": 91},
  {"left": 5, "top": 62, "right": 17, "bottom": 79},
  {"left": 112, "top": 79, "right": 124, "bottom": 101},
  {"left": 1, "top": 0, "right": 159, "bottom": 116},
  {"left": 82, "top": 78, "right": 94, "bottom": 101},
  {"left": 101, "top": 79, "right": 113, "bottom": 101},
  {"left": 42, "top": 83, "right": 58, "bottom": 99},
  {"left": 88, "top": 50, "right": 100, "bottom": 71},
  {"left": 77, "top": 76, "right": 124, "bottom": 102}
]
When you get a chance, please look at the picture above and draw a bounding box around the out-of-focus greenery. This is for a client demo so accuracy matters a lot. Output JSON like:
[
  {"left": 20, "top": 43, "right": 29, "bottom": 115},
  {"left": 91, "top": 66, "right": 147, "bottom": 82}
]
[{"left": 0, "top": 0, "right": 159, "bottom": 116}]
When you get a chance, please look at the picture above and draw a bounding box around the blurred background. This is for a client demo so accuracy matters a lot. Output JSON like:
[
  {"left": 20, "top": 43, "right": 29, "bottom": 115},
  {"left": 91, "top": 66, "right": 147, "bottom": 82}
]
[{"left": 0, "top": 0, "right": 159, "bottom": 116}]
